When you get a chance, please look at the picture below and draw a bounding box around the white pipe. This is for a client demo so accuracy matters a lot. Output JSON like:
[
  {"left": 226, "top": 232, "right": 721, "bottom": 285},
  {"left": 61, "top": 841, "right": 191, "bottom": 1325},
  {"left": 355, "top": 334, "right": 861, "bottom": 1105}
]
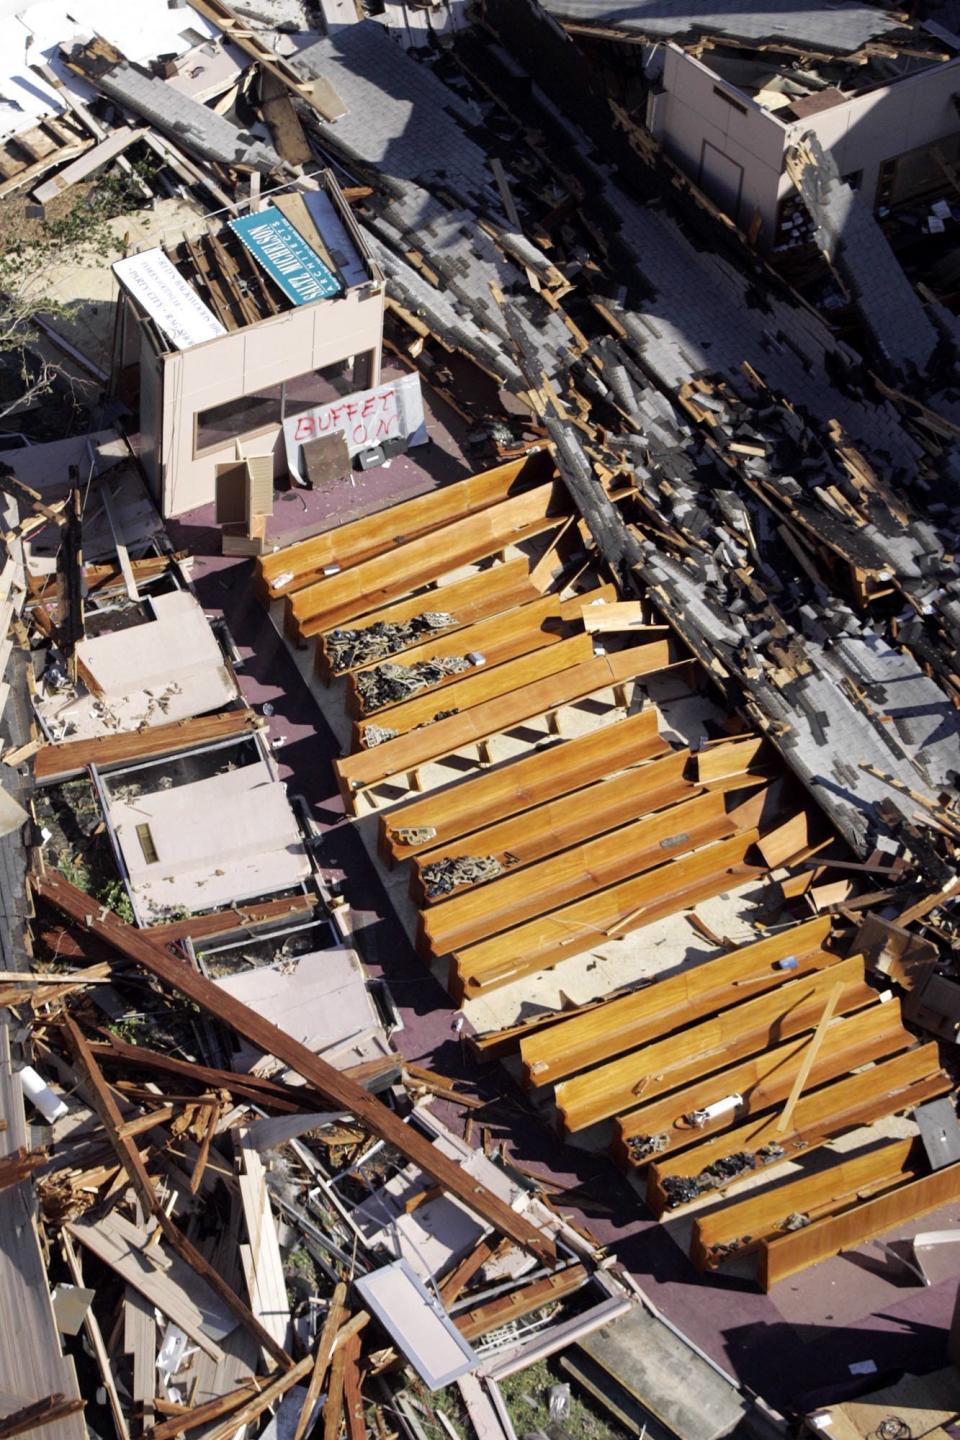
[{"left": 20, "top": 1064, "right": 68, "bottom": 1123}]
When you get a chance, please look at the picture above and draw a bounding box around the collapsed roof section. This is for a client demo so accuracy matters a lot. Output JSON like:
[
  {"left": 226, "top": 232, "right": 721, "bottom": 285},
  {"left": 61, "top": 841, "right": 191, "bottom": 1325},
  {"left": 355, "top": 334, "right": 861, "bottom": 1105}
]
[
  {"left": 290, "top": 22, "right": 577, "bottom": 385},
  {"left": 538, "top": 0, "right": 905, "bottom": 53}
]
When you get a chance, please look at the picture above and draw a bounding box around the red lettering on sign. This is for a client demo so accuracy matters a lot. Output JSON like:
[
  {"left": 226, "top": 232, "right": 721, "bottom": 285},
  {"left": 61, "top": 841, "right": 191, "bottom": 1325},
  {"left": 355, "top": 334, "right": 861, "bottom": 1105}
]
[{"left": 294, "top": 416, "right": 316, "bottom": 442}]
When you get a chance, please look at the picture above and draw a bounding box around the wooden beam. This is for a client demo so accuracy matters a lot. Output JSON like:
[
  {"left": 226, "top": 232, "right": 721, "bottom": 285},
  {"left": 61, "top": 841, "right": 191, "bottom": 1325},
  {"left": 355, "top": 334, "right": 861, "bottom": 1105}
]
[{"left": 38, "top": 873, "right": 556, "bottom": 1263}]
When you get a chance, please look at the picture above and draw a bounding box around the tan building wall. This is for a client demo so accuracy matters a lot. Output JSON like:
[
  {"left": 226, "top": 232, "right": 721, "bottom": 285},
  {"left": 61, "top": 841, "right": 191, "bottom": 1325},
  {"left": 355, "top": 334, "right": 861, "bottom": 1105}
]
[
  {"left": 650, "top": 43, "right": 960, "bottom": 246},
  {"left": 147, "top": 282, "right": 384, "bottom": 517}
]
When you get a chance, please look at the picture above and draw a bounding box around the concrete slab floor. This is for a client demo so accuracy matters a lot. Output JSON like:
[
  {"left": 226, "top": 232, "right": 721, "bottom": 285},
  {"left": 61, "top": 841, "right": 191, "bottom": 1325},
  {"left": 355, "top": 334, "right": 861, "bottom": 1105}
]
[{"left": 167, "top": 533, "right": 958, "bottom": 1416}]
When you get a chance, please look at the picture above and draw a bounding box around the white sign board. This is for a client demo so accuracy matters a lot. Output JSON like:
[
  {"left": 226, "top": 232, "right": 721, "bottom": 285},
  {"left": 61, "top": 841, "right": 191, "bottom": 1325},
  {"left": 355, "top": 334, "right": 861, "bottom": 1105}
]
[
  {"left": 113, "top": 248, "right": 226, "bottom": 352},
  {"left": 283, "top": 371, "right": 427, "bottom": 481}
]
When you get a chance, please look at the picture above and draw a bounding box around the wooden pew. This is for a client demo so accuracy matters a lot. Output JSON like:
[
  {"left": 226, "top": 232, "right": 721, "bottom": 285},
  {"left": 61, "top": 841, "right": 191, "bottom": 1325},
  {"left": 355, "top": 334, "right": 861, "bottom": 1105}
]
[
  {"left": 759, "top": 1157, "right": 960, "bottom": 1289},
  {"left": 286, "top": 483, "right": 568, "bottom": 642},
  {"left": 33, "top": 709, "right": 262, "bottom": 784},
  {"left": 347, "top": 585, "right": 616, "bottom": 719},
  {"left": 519, "top": 916, "right": 834, "bottom": 1089},
  {"left": 449, "top": 829, "right": 763, "bottom": 1003},
  {"left": 418, "top": 789, "right": 738, "bottom": 961},
  {"left": 614, "top": 998, "right": 911, "bottom": 1167},
  {"left": 645, "top": 1044, "right": 948, "bottom": 1217},
  {"left": 256, "top": 449, "right": 555, "bottom": 603},
  {"left": 690, "top": 1138, "right": 917, "bottom": 1272},
  {"left": 411, "top": 746, "right": 696, "bottom": 904},
  {"left": 556, "top": 956, "right": 880, "bottom": 1134},
  {"left": 353, "top": 631, "right": 599, "bottom": 747},
  {"left": 334, "top": 642, "right": 681, "bottom": 814},
  {"left": 315, "top": 558, "right": 541, "bottom": 682},
  {"left": 379, "top": 708, "right": 668, "bottom": 866}
]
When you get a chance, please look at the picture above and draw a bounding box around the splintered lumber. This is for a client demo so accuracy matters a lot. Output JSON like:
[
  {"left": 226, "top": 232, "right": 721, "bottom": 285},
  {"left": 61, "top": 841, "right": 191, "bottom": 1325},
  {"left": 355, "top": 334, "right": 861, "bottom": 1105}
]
[
  {"left": 419, "top": 788, "right": 739, "bottom": 961},
  {"left": 556, "top": 956, "right": 878, "bottom": 1133},
  {"left": 336, "top": 642, "right": 681, "bottom": 812},
  {"left": 614, "top": 997, "right": 911, "bottom": 1168},
  {"left": 356, "top": 629, "right": 603, "bottom": 747},
  {"left": 294, "top": 1284, "right": 347, "bottom": 1440},
  {"left": 256, "top": 449, "right": 554, "bottom": 602},
  {"left": 202, "top": 1354, "right": 316, "bottom": 1440},
  {"left": 316, "top": 558, "right": 540, "bottom": 681},
  {"left": 454, "top": 1264, "right": 588, "bottom": 1342},
  {"left": 33, "top": 709, "right": 261, "bottom": 783},
  {"left": 0, "top": 1397, "right": 86, "bottom": 1439},
  {"left": 62, "top": 1016, "right": 291, "bottom": 1369},
  {"left": 37, "top": 872, "right": 557, "bottom": 1263},
  {"left": 348, "top": 584, "right": 616, "bottom": 720},
  {"left": 520, "top": 916, "right": 833, "bottom": 1088},
  {"left": 410, "top": 745, "right": 696, "bottom": 904},
  {"left": 760, "top": 1158, "right": 960, "bottom": 1289},
  {"left": 287, "top": 482, "right": 570, "bottom": 641},
  {"left": 380, "top": 707, "right": 668, "bottom": 865},
  {"left": 645, "top": 1044, "right": 948, "bottom": 1216},
  {"left": 690, "top": 1138, "right": 917, "bottom": 1272},
  {"left": 449, "top": 829, "right": 762, "bottom": 1002}
]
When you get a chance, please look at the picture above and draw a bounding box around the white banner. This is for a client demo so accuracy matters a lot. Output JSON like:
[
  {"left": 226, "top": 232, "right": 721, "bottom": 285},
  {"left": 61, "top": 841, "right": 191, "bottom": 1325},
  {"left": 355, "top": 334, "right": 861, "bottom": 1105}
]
[
  {"left": 113, "top": 248, "right": 226, "bottom": 352},
  {"left": 283, "top": 371, "right": 427, "bottom": 481}
]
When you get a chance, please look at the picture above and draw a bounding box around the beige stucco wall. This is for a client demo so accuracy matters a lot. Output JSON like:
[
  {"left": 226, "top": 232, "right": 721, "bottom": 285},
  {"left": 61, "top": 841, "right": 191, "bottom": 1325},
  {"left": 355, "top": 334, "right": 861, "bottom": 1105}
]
[
  {"left": 157, "top": 283, "right": 385, "bottom": 517},
  {"left": 780, "top": 56, "right": 960, "bottom": 210},
  {"left": 651, "top": 43, "right": 960, "bottom": 247},
  {"left": 648, "top": 45, "right": 787, "bottom": 236}
]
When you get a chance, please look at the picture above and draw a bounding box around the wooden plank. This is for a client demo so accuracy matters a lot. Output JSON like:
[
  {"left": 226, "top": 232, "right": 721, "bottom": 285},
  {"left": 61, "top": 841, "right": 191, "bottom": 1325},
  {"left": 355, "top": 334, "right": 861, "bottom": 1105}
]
[
  {"left": 258, "top": 69, "right": 312, "bottom": 168},
  {"left": 348, "top": 584, "right": 615, "bottom": 720},
  {"left": 33, "top": 125, "right": 148, "bottom": 205},
  {"left": 774, "top": 981, "right": 844, "bottom": 1135},
  {"left": 33, "top": 710, "right": 261, "bottom": 783},
  {"left": 419, "top": 789, "right": 738, "bottom": 962},
  {"left": 335, "top": 642, "right": 680, "bottom": 811},
  {"left": 60, "top": 1232, "right": 130, "bottom": 1440},
  {"left": 645, "top": 1044, "right": 948, "bottom": 1217},
  {"left": 380, "top": 707, "right": 666, "bottom": 866},
  {"left": 760, "top": 1160, "right": 960, "bottom": 1289},
  {"left": 556, "top": 956, "right": 875, "bottom": 1134},
  {"left": 316, "top": 558, "right": 540, "bottom": 681},
  {"left": 256, "top": 450, "right": 554, "bottom": 602},
  {"left": 614, "top": 999, "right": 910, "bottom": 1171},
  {"left": 410, "top": 746, "right": 693, "bottom": 904},
  {"left": 288, "top": 483, "right": 569, "bottom": 641},
  {"left": 342, "top": 1334, "right": 365, "bottom": 1440},
  {"left": 450, "top": 829, "right": 762, "bottom": 1003},
  {"left": 519, "top": 916, "right": 833, "bottom": 1088},
  {"left": 691, "top": 1138, "right": 916, "bottom": 1272},
  {"left": 356, "top": 631, "right": 598, "bottom": 746},
  {"left": 66, "top": 1213, "right": 230, "bottom": 1363},
  {"left": 38, "top": 873, "right": 557, "bottom": 1264},
  {"left": 293, "top": 1284, "right": 346, "bottom": 1440}
]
